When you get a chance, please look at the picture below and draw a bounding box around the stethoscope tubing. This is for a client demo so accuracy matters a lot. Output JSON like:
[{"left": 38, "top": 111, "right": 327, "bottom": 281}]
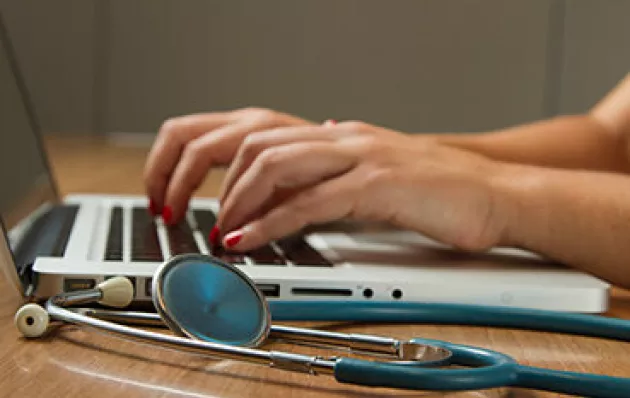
[
  {"left": 337, "top": 338, "right": 630, "bottom": 397},
  {"left": 271, "top": 301, "right": 630, "bottom": 396}
]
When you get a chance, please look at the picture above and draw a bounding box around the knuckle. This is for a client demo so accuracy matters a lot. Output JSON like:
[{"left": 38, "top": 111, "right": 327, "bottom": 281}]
[
  {"left": 240, "top": 134, "right": 267, "bottom": 159},
  {"left": 256, "top": 148, "right": 285, "bottom": 172},
  {"left": 159, "top": 117, "right": 181, "bottom": 136},
  {"left": 240, "top": 106, "right": 266, "bottom": 114},
  {"left": 181, "top": 140, "right": 206, "bottom": 162},
  {"left": 341, "top": 120, "right": 367, "bottom": 131},
  {"left": 353, "top": 136, "right": 380, "bottom": 155},
  {"left": 241, "top": 107, "right": 276, "bottom": 123}
]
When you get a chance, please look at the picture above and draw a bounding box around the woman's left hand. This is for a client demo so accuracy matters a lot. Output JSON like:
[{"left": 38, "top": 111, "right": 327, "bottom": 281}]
[{"left": 216, "top": 121, "right": 514, "bottom": 252}]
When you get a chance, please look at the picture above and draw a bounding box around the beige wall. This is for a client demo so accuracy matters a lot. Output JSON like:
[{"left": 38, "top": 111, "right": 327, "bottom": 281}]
[
  {"left": 1, "top": 0, "right": 97, "bottom": 134},
  {"left": 2, "top": 0, "right": 629, "bottom": 135},
  {"left": 558, "top": 1, "right": 630, "bottom": 114}
]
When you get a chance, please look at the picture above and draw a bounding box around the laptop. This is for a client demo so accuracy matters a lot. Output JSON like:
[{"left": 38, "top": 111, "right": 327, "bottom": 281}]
[{"left": 0, "top": 11, "right": 610, "bottom": 313}]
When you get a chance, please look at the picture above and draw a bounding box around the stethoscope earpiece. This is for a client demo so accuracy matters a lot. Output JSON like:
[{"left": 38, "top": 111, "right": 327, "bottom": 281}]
[
  {"left": 97, "top": 277, "right": 135, "bottom": 308},
  {"left": 15, "top": 303, "right": 49, "bottom": 338}
]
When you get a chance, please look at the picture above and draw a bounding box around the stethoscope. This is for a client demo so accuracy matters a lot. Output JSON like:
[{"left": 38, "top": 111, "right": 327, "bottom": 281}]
[{"left": 13, "top": 253, "right": 630, "bottom": 397}]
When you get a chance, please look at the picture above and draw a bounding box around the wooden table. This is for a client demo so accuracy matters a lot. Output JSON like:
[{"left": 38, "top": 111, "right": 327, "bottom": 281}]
[{"left": 2, "top": 135, "right": 630, "bottom": 397}]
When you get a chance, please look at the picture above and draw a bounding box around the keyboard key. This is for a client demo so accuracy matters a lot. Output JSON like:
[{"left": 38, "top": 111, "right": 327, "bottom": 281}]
[
  {"left": 131, "top": 207, "right": 162, "bottom": 262},
  {"left": 249, "top": 245, "right": 286, "bottom": 266},
  {"left": 145, "top": 278, "right": 153, "bottom": 296},
  {"left": 104, "top": 207, "right": 123, "bottom": 261},
  {"left": 166, "top": 221, "right": 199, "bottom": 255},
  {"left": 213, "top": 247, "right": 247, "bottom": 265},
  {"left": 276, "top": 236, "right": 333, "bottom": 267},
  {"left": 193, "top": 209, "right": 217, "bottom": 247}
]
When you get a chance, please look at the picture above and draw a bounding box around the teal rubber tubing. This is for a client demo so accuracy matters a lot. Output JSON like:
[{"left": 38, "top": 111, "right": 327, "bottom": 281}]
[
  {"left": 516, "top": 366, "right": 630, "bottom": 397},
  {"left": 335, "top": 338, "right": 630, "bottom": 396},
  {"left": 269, "top": 301, "right": 630, "bottom": 341},
  {"left": 335, "top": 338, "right": 519, "bottom": 391}
]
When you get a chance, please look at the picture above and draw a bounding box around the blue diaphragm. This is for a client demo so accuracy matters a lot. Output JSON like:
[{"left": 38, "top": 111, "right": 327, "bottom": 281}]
[{"left": 154, "top": 254, "right": 270, "bottom": 347}]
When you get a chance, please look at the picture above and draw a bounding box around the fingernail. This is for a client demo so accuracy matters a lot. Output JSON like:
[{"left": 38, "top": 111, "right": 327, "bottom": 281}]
[
  {"left": 224, "top": 230, "right": 243, "bottom": 248},
  {"left": 162, "top": 205, "right": 173, "bottom": 225},
  {"left": 209, "top": 226, "right": 220, "bottom": 245},
  {"left": 323, "top": 119, "right": 337, "bottom": 126},
  {"left": 148, "top": 199, "right": 160, "bottom": 215}
]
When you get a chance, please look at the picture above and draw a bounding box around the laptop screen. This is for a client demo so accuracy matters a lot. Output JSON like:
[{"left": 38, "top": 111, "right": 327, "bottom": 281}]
[{"left": 0, "top": 12, "right": 57, "bottom": 235}]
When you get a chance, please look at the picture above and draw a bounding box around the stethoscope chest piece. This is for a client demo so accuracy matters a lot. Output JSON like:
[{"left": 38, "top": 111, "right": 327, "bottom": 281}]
[{"left": 152, "top": 253, "right": 271, "bottom": 347}]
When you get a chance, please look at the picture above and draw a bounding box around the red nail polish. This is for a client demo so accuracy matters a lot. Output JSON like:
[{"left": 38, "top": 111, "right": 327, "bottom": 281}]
[
  {"left": 323, "top": 119, "right": 337, "bottom": 126},
  {"left": 224, "top": 230, "right": 243, "bottom": 248},
  {"left": 209, "top": 226, "right": 220, "bottom": 245},
  {"left": 162, "top": 206, "right": 173, "bottom": 225}
]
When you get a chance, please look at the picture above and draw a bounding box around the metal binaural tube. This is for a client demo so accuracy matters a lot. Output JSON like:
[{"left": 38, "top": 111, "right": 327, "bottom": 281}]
[
  {"left": 73, "top": 308, "right": 164, "bottom": 326},
  {"left": 71, "top": 308, "right": 450, "bottom": 364},
  {"left": 51, "top": 289, "right": 103, "bottom": 307},
  {"left": 47, "top": 301, "right": 336, "bottom": 375}
]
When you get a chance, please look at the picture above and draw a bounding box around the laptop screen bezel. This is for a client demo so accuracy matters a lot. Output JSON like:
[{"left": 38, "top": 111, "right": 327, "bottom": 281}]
[
  {"left": 0, "top": 9, "right": 62, "bottom": 297},
  {"left": 0, "top": 8, "right": 60, "bottom": 206},
  {"left": 0, "top": 219, "right": 24, "bottom": 296}
]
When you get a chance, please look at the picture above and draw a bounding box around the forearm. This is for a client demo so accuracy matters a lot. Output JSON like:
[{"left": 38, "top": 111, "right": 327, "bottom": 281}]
[
  {"left": 496, "top": 163, "right": 630, "bottom": 288},
  {"left": 422, "top": 114, "right": 629, "bottom": 172}
]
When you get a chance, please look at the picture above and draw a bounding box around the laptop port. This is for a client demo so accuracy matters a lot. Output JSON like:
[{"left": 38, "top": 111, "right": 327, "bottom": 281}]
[
  {"left": 363, "top": 288, "right": 374, "bottom": 298},
  {"left": 256, "top": 284, "right": 280, "bottom": 298},
  {"left": 63, "top": 278, "right": 96, "bottom": 292},
  {"left": 291, "top": 287, "right": 352, "bottom": 297},
  {"left": 145, "top": 278, "right": 153, "bottom": 297},
  {"left": 392, "top": 289, "right": 403, "bottom": 300}
]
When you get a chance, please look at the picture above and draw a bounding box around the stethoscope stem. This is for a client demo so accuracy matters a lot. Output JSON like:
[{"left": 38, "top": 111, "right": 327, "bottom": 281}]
[
  {"left": 47, "top": 302, "right": 336, "bottom": 376},
  {"left": 271, "top": 325, "right": 399, "bottom": 356}
]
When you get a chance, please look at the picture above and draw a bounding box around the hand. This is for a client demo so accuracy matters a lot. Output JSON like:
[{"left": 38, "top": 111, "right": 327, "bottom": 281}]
[
  {"left": 143, "top": 108, "right": 312, "bottom": 223},
  {"left": 216, "top": 121, "right": 512, "bottom": 252}
]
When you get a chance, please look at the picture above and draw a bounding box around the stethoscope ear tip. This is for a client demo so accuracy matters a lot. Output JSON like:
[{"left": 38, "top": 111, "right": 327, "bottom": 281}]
[
  {"left": 14, "top": 303, "right": 49, "bottom": 338},
  {"left": 97, "top": 277, "right": 135, "bottom": 308}
]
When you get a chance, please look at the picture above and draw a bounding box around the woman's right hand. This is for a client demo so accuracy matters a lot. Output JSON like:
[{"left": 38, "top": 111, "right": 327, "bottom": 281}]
[{"left": 143, "top": 107, "right": 313, "bottom": 224}]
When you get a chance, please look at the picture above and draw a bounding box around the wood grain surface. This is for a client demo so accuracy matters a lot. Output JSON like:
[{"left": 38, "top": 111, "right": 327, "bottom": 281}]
[{"left": 1, "top": 135, "right": 630, "bottom": 398}]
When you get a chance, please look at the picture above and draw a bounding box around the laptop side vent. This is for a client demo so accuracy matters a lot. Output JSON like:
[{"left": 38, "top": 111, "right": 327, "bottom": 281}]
[{"left": 13, "top": 204, "right": 79, "bottom": 269}]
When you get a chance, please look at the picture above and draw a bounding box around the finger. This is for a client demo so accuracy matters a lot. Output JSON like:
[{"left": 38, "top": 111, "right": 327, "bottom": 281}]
[
  {"left": 218, "top": 125, "right": 343, "bottom": 204},
  {"left": 144, "top": 113, "right": 232, "bottom": 212},
  {"left": 162, "top": 122, "right": 261, "bottom": 224},
  {"left": 218, "top": 141, "right": 357, "bottom": 233},
  {"left": 221, "top": 172, "right": 359, "bottom": 251}
]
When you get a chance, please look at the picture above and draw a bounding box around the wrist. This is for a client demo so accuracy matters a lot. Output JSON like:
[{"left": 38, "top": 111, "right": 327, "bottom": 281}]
[{"left": 486, "top": 161, "right": 549, "bottom": 249}]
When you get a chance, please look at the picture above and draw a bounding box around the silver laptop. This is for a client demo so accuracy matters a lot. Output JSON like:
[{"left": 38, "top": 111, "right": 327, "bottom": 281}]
[{"left": 0, "top": 12, "right": 610, "bottom": 313}]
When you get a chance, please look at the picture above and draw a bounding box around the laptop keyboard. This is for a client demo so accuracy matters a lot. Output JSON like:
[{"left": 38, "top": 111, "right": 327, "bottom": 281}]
[
  {"left": 104, "top": 207, "right": 123, "bottom": 261},
  {"left": 166, "top": 221, "right": 199, "bottom": 256},
  {"left": 130, "top": 207, "right": 162, "bottom": 262},
  {"left": 104, "top": 206, "right": 333, "bottom": 267}
]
